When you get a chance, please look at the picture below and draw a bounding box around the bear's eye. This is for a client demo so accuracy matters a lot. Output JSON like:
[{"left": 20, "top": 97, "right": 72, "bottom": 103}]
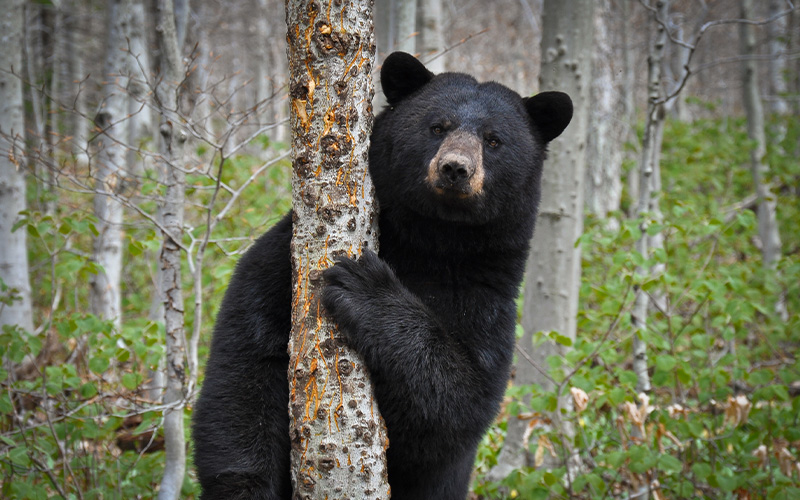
[
  {"left": 431, "top": 124, "right": 445, "bottom": 135},
  {"left": 485, "top": 136, "right": 501, "bottom": 149}
]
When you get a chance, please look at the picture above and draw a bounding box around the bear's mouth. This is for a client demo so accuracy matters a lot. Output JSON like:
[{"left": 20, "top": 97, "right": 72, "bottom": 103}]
[{"left": 431, "top": 183, "right": 475, "bottom": 199}]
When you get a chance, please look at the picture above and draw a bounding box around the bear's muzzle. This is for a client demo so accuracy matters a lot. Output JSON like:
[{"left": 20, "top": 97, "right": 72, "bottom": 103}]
[{"left": 426, "top": 130, "right": 484, "bottom": 198}]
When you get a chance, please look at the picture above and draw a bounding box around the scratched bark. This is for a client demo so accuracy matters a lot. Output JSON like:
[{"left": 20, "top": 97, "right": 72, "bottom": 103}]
[{"left": 285, "top": 1, "right": 389, "bottom": 498}]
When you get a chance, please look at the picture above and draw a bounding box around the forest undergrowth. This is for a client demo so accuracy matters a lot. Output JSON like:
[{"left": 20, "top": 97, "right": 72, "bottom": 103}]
[
  {"left": 473, "top": 114, "right": 800, "bottom": 499},
  {"left": 1, "top": 114, "right": 799, "bottom": 499}
]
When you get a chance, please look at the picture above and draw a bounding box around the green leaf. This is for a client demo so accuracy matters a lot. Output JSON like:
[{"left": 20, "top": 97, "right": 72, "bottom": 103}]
[
  {"left": 121, "top": 373, "right": 140, "bottom": 391},
  {"left": 80, "top": 382, "right": 98, "bottom": 398},
  {"left": 692, "top": 462, "right": 712, "bottom": 479},
  {"left": 0, "top": 394, "right": 13, "bottom": 413},
  {"left": 658, "top": 453, "right": 683, "bottom": 473},
  {"left": 542, "top": 471, "right": 558, "bottom": 486},
  {"left": 552, "top": 332, "right": 572, "bottom": 347},
  {"left": 609, "top": 386, "right": 627, "bottom": 405},
  {"left": 710, "top": 471, "right": 738, "bottom": 492},
  {"left": 89, "top": 356, "right": 110, "bottom": 374},
  {"left": 655, "top": 355, "right": 677, "bottom": 372}
]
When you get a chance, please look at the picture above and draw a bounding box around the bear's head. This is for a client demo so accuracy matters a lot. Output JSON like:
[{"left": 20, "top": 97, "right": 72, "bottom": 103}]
[{"left": 370, "top": 52, "right": 572, "bottom": 235}]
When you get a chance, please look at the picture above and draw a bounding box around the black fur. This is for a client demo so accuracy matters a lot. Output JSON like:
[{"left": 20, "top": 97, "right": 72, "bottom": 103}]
[{"left": 193, "top": 52, "right": 572, "bottom": 500}]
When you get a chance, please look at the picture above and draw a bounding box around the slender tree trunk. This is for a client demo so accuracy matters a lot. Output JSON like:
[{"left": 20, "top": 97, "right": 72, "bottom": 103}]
[
  {"left": 740, "top": 0, "right": 785, "bottom": 320},
  {"left": 492, "top": 0, "right": 593, "bottom": 482},
  {"left": 622, "top": 0, "right": 640, "bottom": 209},
  {"left": 44, "top": 4, "right": 64, "bottom": 216},
  {"left": 254, "top": 0, "right": 276, "bottom": 142},
  {"left": 664, "top": 17, "right": 691, "bottom": 122},
  {"left": 188, "top": 0, "right": 215, "bottom": 141},
  {"left": 154, "top": 0, "right": 188, "bottom": 498},
  {"left": 285, "top": 1, "right": 389, "bottom": 497},
  {"left": 24, "top": 5, "right": 46, "bottom": 205},
  {"left": 418, "top": 0, "right": 445, "bottom": 72},
  {"left": 0, "top": 0, "right": 34, "bottom": 337},
  {"left": 173, "top": 0, "right": 188, "bottom": 50},
  {"left": 67, "top": 2, "right": 90, "bottom": 166},
  {"left": 128, "top": 0, "right": 154, "bottom": 176},
  {"left": 631, "top": 0, "right": 670, "bottom": 397},
  {"left": 395, "top": 0, "right": 417, "bottom": 54},
  {"left": 91, "top": 0, "right": 133, "bottom": 330},
  {"left": 767, "top": 0, "right": 789, "bottom": 115},
  {"left": 789, "top": 7, "right": 800, "bottom": 115},
  {"left": 377, "top": 0, "right": 394, "bottom": 57},
  {"left": 586, "top": 0, "right": 623, "bottom": 226}
]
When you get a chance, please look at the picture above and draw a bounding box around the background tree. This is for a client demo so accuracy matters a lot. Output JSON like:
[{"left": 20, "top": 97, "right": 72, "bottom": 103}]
[
  {"left": 418, "top": 0, "right": 445, "bottom": 72},
  {"left": 586, "top": 0, "right": 624, "bottom": 226},
  {"left": 630, "top": 0, "right": 670, "bottom": 396},
  {"left": 740, "top": 0, "right": 786, "bottom": 320},
  {"left": 153, "top": 0, "right": 189, "bottom": 497},
  {"left": 90, "top": 0, "right": 133, "bottom": 329},
  {"left": 0, "top": 0, "right": 34, "bottom": 337},
  {"left": 767, "top": 0, "right": 790, "bottom": 115},
  {"left": 395, "top": 0, "right": 417, "bottom": 54},
  {"left": 490, "top": 0, "right": 593, "bottom": 484},
  {"left": 285, "top": 0, "right": 389, "bottom": 497}
]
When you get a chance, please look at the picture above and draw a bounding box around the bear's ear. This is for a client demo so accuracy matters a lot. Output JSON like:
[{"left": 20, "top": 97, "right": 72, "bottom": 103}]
[
  {"left": 523, "top": 91, "right": 573, "bottom": 143},
  {"left": 381, "top": 52, "right": 435, "bottom": 106}
]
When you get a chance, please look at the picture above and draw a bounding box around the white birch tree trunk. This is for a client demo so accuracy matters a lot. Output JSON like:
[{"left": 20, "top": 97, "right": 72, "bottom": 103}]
[
  {"left": 491, "top": 0, "right": 592, "bottom": 482},
  {"left": 586, "top": 0, "right": 623, "bottom": 227},
  {"left": 154, "top": 0, "right": 188, "bottom": 498},
  {"left": 631, "top": 0, "right": 670, "bottom": 396},
  {"left": 0, "top": 0, "right": 34, "bottom": 337},
  {"left": 188, "top": 0, "right": 215, "bottom": 141},
  {"left": 767, "top": 0, "right": 789, "bottom": 115},
  {"left": 285, "top": 1, "right": 389, "bottom": 497},
  {"left": 740, "top": 0, "right": 786, "bottom": 320},
  {"left": 790, "top": 8, "right": 800, "bottom": 115},
  {"left": 44, "top": 5, "right": 65, "bottom": 217},
  {"left": 255, "top": 0, "right": 272, "bottom": 131},
  {"left": 622, "top": 0, "right": 641, "bottom": 210},
  {"left": 128, "top": 0, "right": 154, "bottom": 175},
  {"left": 664, "top": 17, "right": 691, "bottom": 122},
  {"left": 66, "top": 1, "right": 90, "bottom": 166},
  {"left": 395, "top": 0, "right": 417, "bottom": 54},
  {"left": 91, "top": 0, "right": 133, "bottom": 330},
  {"left": 418, "top": 0, "right": 445, "bottom": 72}
]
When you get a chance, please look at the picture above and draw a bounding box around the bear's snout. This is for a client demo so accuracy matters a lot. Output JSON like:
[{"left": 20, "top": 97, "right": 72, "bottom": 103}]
[
  {"left": 438, "top": 152, "right": 475, "bottom": 184},
  {"left": 427, "top": 130, "right": 484, "bottom": 197}
]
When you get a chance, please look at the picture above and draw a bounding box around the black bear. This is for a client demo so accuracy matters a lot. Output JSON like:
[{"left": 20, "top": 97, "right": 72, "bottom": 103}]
[{"left": 193, "top": 52, "right": 572, "bottom": 500}]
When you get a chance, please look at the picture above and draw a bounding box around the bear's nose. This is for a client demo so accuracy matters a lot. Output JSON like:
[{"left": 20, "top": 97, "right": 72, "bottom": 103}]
[{"left": 438, "top": 154, "right": 475, "bottom": 185}]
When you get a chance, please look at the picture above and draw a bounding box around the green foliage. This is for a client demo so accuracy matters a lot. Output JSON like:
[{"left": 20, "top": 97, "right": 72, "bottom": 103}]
[
  {"left": 1, "top": 137, "right": 291, "bottom": 497},
  {"left": 473, "top": 114, "right": 800, "bottom": 499},
  {"left": 5, "top": 107, "right": 800, "bottom": 497}
]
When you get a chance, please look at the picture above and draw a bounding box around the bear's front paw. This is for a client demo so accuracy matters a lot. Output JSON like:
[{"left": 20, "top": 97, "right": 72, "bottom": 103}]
[{"left": 321, "top": 249, "right": 397, "bottom": 334}]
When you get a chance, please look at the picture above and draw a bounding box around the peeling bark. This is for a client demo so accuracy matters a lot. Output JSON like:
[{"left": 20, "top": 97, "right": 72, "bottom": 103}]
[{"left": 285, "top": 1, "right": 389, "bottom": 498}]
